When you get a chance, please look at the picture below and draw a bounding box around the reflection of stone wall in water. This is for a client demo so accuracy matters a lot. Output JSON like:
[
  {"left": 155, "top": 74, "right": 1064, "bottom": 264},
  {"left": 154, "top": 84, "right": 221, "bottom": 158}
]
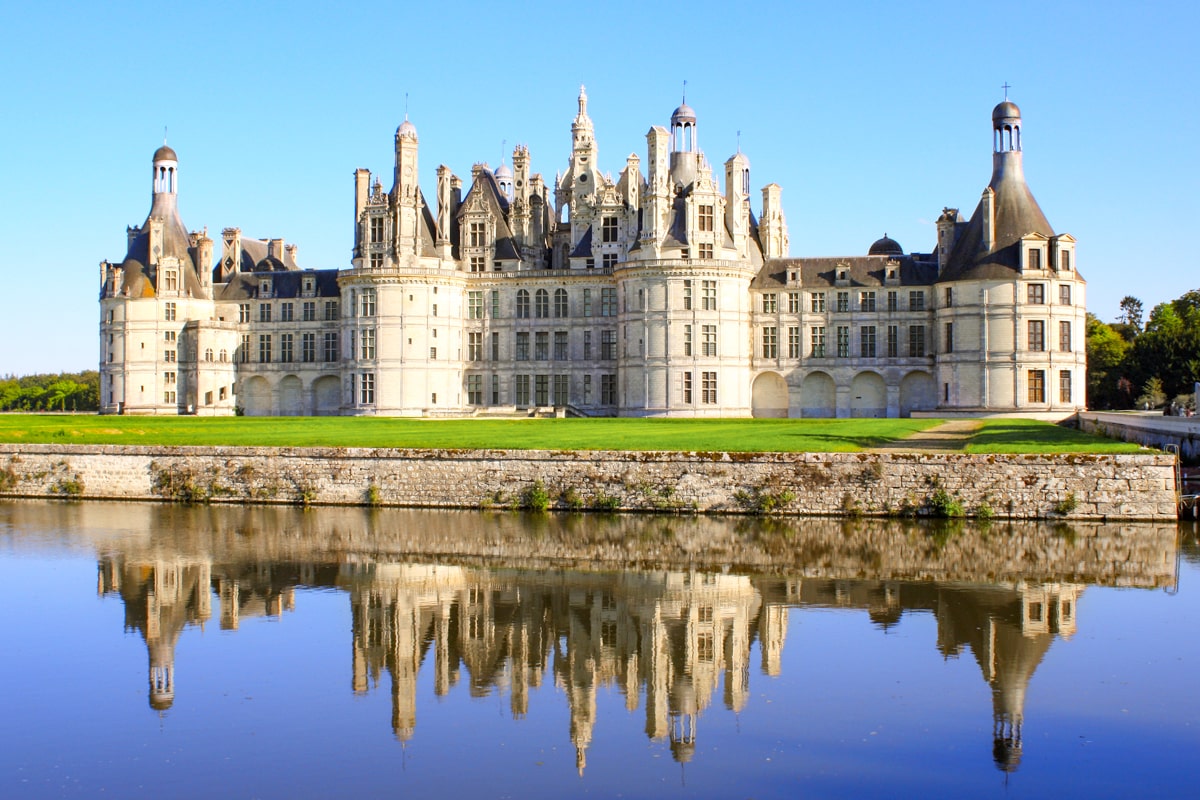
[{"left": 11, "top": 500, "right": 1171, "bottom": 772}]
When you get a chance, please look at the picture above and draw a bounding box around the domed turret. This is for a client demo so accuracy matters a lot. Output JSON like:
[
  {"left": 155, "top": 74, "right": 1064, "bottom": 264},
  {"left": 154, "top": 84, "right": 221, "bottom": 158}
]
[
  {"left": 153, "top": 144, "right": 178, "bottom": 163},
  {"left": 670, "top": 102, "right": 697, "bottom": 125},
  {"left": 868, "top": 233, "right": 903, "bottom": 256},
  {"left": 396, "top": 118, "right": 417, "bottom": 140},
  {"left": 992, "top": 100, "right": 1021, "bottom": 124}
]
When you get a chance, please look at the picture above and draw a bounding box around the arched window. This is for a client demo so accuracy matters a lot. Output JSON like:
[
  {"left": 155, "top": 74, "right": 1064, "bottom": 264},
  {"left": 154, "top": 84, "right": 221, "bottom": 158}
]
[
  {"left": 219, "top": 349, "right": 228, "bottom": 362},
  {"left": 554, "top": 288, "right": 569, "bottom": 318},
  {"left": 204, "top": 348, "right": 213, "bottom": 362},
  {"left": 516, "top": 289, "right": 530, "bottom": 319},
  {"left": 535, "top": 289, "right": 549, "bottom": 318}
]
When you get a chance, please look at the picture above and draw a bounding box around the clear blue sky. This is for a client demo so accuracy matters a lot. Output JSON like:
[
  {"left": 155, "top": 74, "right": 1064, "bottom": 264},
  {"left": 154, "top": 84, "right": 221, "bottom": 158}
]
[{"left": 2, "top": 0, "right": 1195, "bottom": 375}]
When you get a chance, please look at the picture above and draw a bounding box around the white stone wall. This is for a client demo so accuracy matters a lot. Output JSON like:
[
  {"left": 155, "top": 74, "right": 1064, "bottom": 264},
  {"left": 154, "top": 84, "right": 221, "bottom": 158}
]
[{"left": 0, "top": 445, "right": 1177, "bottom": 520}]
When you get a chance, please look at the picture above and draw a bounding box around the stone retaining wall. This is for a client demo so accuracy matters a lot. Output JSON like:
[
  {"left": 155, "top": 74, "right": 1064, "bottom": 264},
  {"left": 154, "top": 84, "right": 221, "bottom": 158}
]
[
  {"left": 1078, "top": 412, "right": 1200, "bottom": 462},
  {"left": 0, "top": 444, "right": 1178, "bottom": 520}
]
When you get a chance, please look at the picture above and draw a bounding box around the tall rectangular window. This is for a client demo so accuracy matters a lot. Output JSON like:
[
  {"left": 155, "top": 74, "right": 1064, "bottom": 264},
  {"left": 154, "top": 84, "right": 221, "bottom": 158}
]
[
  {"left": 491, "top": 290, "right": 500, "bottom": 318},
  {"left": 698, "top": 205, "right": 714, "bottom": 232},
  {"left": 810, "top": 292, "right": 826, "bottom": 313},
  {"left": 359, "top": 289, "right": 376, "bottom": 316},
  {"left": 302, "top": 333, "right": 316, "bottom": 362},
  {"left": 683, "top": 280, "right": 693, "bottom": 310},
  {"left": 165, "top": 302, "right": 177, "bottom": 321},
  {"left": 469, "top": 221, "right": 486, "bottom": 247},
  {"left": 762, "top": 293, "right": 777, "bottom": 313},
  {"left": 515, "top": 332, "right": 530, "bottom": 361},
  {"left": 601, "top": 330, "right": 617, "bottom": 360},
  {"left": 701, "top": 372, "right": 717, "bottom": 404},
  {"left": 280, "top": 333, "right": 294, "bottom": 363},
  {"left": 886, "top": 324, "right": 899, "bottom": 357},
  {"left": 944, "top": 322, "right": 954, "bottom": 353},
  {"left": 553, "top": 375, "right": 569, "bottom": 406},
  {"left": 302, "top": 301, "right": 316, "bottom": 321},
  {"left": 468, "top": 332, "right": 483, "bottom": 361},
  {"left": 1060, "top": 250, "right": 1071, "bottom": 271},
  {"left": 359, "top": 328, "right": 375, "bottom": 359},
  {"left": 324, "top": 301, "right": 339, "bottom": 320},
  {"left": 602, "top": 216, "right": 618, "bottom": 242},
  {"left": 1059, "top": 284, "right": 1072, "bottom": 305},
  {"left": 491, "top": 332, "right": 499, "bottom": 361},
  {"left": 683, "top": 324, "right": 692, "bottom": 356},
  {"left": 1028, "top": 249, "right": 1042, "bottom": 270},
  {"left": 600, "top": 374, "right": 617, "bottom": 405},
  {"left": 702, "top": 325, "right": 717, "bottom": 357},
  {"left": 359, "top": 373, "right": 375, "bottom": 404},
  {"left": 909, "top": 291, "right": 925, "bottom": 311},
  {"left": 467, "top": 374, "right": 483, "bottom": 405},
  {"left": 516, "top": 289, "right": 530, "bottom": 318},
  {"left": 1059, "top": 370, "right": 1072, "bottom": 403},
  {"left": 1027, "top": 284, "right": 1045, "bottom": 304},
  {"left": 944, "top": 287, "right": 953, "bottom": 307},
  {"left": 788, "top": 292, "right": 801, "bottom": 313},
  {"left": 909, "top": 325, "right": 926, "bottom": 357},
  {"left": 535, "top": 375, "right": 549, "bottom": 406},
  {"left": 582, "top": 288, "right": 593, "bottom": 317},
  {"left": 682, "top": 371, "right": 693, "bottom": 404},
  {"left": 702, "top": 280, "right": 717, "bottom": 310},
  {"left": 515, "top": 375, "right": 531, "bottom": 406},
  {"left": 259, "top": 335, "right": 272, "bottom": 363},
  {"left": 323, "top": 332, "right": 339, "bottom": 362},
  {"left": 860, "top": 291, "right": 876, "bottom": 312},
  {"left": 259, "top": 303, "right": 271, "bottom": 322},
  {"left": 1028, "top": 320, "right": 1045, "bottom": 351},
  {"left": 583, "top": 330, "right": 592, "bottom": 360},
  {"left": 554, "top": 288, "right": 569, "bottom": 318},
  {"left": 1028, "top": 369, "right": 1046, "bottom": 403},
  {"left": 370, "top": 217, "right": 384, "bottom": 243},
  {"left": 1059, "top": 321, "right": 1072, "bottom": 352},
  {"left": 600, "top": 288, "right": 617, "bottom": 317},
  {"left": 836, "top": 326, "right": 850, "bottom": 357},
  {"left": 836, "top": 291, "right": 849, "bottom": 312},
  {"left": 762, "top": 326, "right": 778, "bottom": 358},
  {"left": 860, "top": 326, "right": 876, "bottom": 358},
  {"left": 887, "top": 291, "right": 898, "bottom": 312},
  {"left": 787, "top": 326, "right": 800, "bottom": 358},
  {"left": 239, "top": 303, "right": 251, "bottom": 323},
  {"left": 535, "top": 331, "right": 549, "bottom": 361},
  {"left": 811, "top": 326, "right": 826, "bottom": 358},
  {"left": 280, "top": 302, "right": 293, "bottom": 322},
  {"left": 240, "top": 334, "right": 250, "bottom": 363},
  {"left": 468, "top": 291, "right": 483, "bottom": 319},
  {"left": 554, "top": 331, "right": 568, "bottom": 360}
]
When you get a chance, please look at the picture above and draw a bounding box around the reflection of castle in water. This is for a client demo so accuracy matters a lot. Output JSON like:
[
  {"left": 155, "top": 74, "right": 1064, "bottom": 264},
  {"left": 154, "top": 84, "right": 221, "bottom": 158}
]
[{"left": 98, "top": 552, "right": 1080, "bottom": 772}]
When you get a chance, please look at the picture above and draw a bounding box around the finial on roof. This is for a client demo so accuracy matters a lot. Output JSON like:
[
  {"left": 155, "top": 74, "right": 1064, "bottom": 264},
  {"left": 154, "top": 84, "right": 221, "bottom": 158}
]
[
  {"left": 163, "top": 126, "right": 167, "bottom": 146},
  {"left": 736, "top": 130, "right": 741, "bottom": 153},
  {"left": 682, "top": 79, "right": 687, "bottom": 104},
  {"left": 1001, "top": 81, "right": 1011, "bottom": 101}
]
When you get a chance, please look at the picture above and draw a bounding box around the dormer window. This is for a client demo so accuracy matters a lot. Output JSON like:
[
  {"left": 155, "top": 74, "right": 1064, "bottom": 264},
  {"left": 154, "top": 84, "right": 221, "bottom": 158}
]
[
  {"left": 164, "top": 270, "right": 178, "bottom": 292},
  {"left": 1027, "top": 248, "right": 1042, "bottom": 270},
  {"left": 1059, "top": 250, "right": 1071, "bottom": 271},
  {"left": 260, "top": 279, "right": 272, "bottom": 297},
  {"left": 303, "top": 278, "right": 314, "bottom": 296}
]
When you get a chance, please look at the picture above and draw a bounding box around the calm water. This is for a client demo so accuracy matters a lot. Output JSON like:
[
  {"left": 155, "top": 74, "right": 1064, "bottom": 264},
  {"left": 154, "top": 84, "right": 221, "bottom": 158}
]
[{"left": 0, "top": 501, "right": 1196, "bottom": 799}]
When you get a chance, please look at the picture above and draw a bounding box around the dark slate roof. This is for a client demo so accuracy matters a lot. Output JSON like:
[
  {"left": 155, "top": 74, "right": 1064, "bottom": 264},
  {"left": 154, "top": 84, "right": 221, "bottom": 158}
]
[
  {"left": 868, "top": 234, "right": 903, "bottom": 256},
  {"left": 753, "top": 255, "right": 938, "bottom": 290},
  {"left": 217, "top": 268, "right": 340, "bottom": 301},
  {"left": 939, "top": 156, "right": 1055, "bottom": 282},
  {"left": 661, "top": 194, "right": 689, "bottom": 249},
  {"left": 570, "top": 226, "right": 593, "bottom": 258},
  {"left": 456, "top": 168, "right": 522, "bottom": 262},
  {"left": 117, "top": 197, "right": 206, "bottom": 298}
]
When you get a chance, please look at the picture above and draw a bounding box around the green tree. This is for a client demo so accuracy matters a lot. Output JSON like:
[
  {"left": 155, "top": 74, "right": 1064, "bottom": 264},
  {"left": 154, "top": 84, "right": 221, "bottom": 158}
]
[
  {"left": 1085, "top": 314, "right": 1131, "bottom": 409},
  {"left": 1118, "top": 295, "right": 1144, "bottom": 333}
]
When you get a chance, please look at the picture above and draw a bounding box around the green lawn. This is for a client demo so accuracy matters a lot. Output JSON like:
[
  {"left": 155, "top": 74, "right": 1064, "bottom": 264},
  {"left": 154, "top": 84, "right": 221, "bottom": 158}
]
[
  {"left": 963, "top": 419, "right": 1146, "bottom": 454},
  {"left": 0, "top": 414, "right": 1145, "bottom": 454}
]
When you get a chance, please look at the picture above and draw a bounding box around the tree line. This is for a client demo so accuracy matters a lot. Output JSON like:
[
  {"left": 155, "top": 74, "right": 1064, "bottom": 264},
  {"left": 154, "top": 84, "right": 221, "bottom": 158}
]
[
  {"left": 1087, "top": 290, "right": 1200, "bottom": 411},
  {"left": 0, "top": 371, "right": 100, "bottom": 412}
]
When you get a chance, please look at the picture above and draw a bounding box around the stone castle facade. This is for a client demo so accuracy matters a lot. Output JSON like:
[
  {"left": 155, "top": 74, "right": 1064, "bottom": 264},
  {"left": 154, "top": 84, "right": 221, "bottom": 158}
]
[{"left": 99, "top": 90, "right": 1086, "bottom": 417}]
